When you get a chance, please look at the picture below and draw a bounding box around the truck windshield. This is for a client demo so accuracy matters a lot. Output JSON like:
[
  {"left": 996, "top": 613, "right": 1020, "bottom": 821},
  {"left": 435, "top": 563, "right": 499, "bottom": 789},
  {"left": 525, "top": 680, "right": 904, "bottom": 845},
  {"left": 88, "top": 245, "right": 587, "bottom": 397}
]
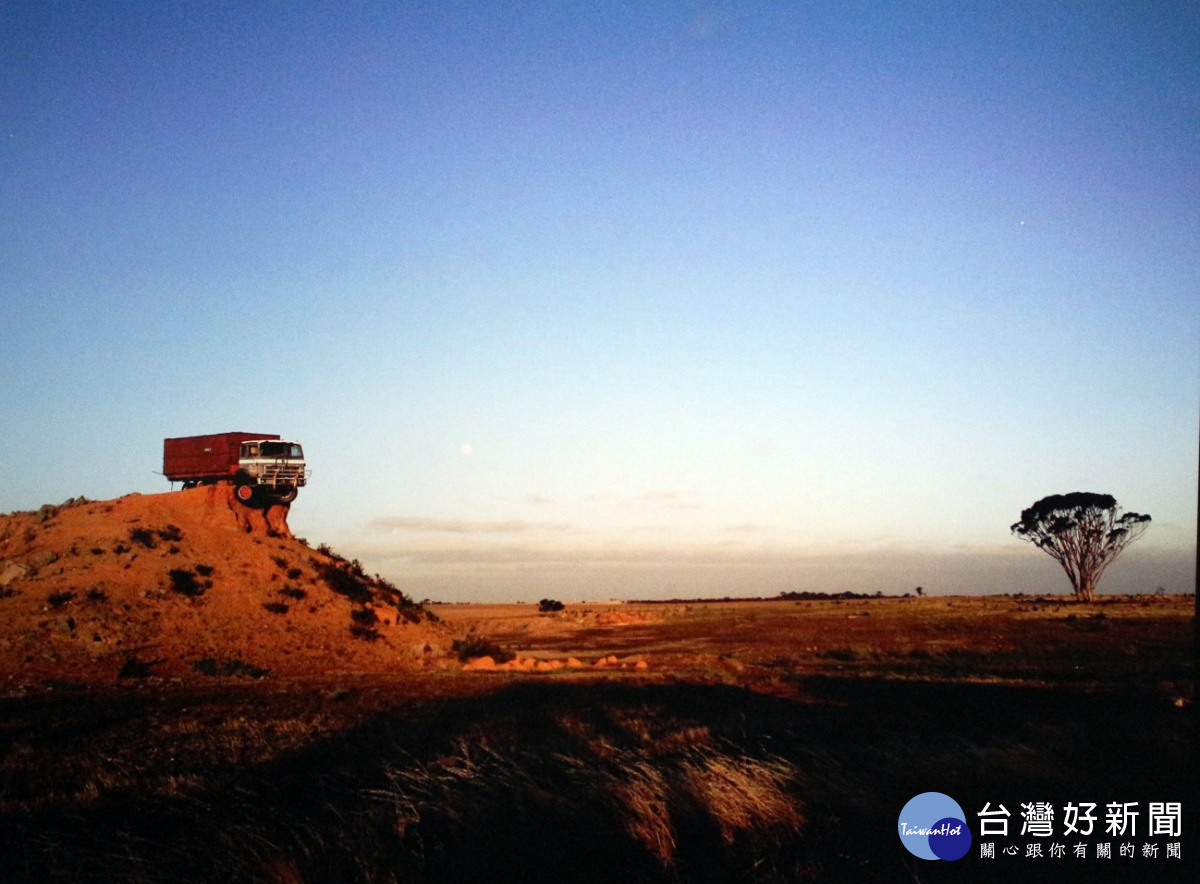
[{"left": 260, "top": 442, "right": 303, "bottom": 459}]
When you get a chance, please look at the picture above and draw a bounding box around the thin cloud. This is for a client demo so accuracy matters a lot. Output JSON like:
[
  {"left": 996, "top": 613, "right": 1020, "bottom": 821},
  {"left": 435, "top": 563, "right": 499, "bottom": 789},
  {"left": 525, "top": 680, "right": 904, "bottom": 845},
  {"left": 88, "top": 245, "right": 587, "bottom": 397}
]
[
  {"left": 351, "top": 537, "right": 1041, "bottom": 568},
  {"left": 723, "top": 523, "right": 769, "bottom": 534},
  {"left": 369, "top": 516, "right": 574, "bottom": 534},
  {"left": 631, "top": 490, "right": 703, "bottom": 510},
  {"left": 580, "top": 490, "right": 704, "bottom": 510}
]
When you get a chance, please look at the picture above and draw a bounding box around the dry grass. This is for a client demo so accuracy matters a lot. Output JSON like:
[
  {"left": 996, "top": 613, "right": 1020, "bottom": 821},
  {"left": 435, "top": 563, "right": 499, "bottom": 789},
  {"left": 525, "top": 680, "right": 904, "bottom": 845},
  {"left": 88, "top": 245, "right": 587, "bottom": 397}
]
[
  {"left": 0, "top": 595, "right": 1192, "bottom": 883},
  {"left": 379, "top": 724, "right": 802, "bottom": 870},
  {"left": 682, "top": 753, "right": 803, "bottom": 845}
]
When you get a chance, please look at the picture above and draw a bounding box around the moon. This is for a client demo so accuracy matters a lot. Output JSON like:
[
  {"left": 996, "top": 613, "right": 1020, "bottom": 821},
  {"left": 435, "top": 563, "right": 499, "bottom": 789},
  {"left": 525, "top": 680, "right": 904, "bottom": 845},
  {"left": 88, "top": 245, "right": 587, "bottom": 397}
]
[{"left": 460, "top": 443, "right": 473, "bottom": 456}]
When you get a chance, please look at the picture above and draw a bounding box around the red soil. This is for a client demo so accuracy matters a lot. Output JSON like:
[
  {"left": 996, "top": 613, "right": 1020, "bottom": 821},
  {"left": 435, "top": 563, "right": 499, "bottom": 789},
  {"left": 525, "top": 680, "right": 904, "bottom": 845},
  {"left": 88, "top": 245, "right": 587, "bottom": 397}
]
[{"left": 0, "top": 487, "right": 448, "bottom": 685}]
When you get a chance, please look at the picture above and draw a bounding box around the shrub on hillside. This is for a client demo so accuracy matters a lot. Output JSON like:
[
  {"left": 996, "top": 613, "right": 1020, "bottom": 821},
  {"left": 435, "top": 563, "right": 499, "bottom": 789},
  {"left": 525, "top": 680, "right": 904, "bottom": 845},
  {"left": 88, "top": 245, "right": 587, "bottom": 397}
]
[
  {"left": 313, "top": 558, "right": 372, "bottom": 603},
  {"left": 129, "top": 525, "right": 184, "bottom": 548},
  {"left": 351, "top": 607, "right": 378, "bottom": 626},
  {"left": 129, "top": 527, "right": 157, "bottom": 549},
  {"left": 168, "top": 569, "right": 206, "bottom": 598},
  {"left": 350, "top": 623, "right": 381, "bottom": 642},
  {"left": 311, "top": 549, "right": 439, "bottom": 624}
]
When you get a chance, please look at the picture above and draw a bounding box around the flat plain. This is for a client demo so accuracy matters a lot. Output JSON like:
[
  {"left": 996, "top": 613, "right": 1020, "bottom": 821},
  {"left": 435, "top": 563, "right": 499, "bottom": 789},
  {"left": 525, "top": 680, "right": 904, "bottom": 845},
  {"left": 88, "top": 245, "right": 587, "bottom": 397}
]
[{"left": 0, "top": 593, "right": 1192, "bottom": 883}]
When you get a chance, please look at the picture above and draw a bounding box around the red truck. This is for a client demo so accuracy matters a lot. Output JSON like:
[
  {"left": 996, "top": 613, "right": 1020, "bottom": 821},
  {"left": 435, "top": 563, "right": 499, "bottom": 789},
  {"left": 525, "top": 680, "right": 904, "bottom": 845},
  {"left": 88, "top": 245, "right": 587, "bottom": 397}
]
[{"left": 163, "top": 432, "right": 309, "bottom": 504}]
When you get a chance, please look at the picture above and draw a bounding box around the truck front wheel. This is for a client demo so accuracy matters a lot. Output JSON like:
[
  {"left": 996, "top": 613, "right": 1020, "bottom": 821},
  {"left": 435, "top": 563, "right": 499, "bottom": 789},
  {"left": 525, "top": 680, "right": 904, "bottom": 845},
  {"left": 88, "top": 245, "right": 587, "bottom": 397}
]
[
  {"left": 234, "top": 483, "right": 258, "bottom": 506},
  {"left": 274, "top": 487, "right": 298, "bottom": 504}
]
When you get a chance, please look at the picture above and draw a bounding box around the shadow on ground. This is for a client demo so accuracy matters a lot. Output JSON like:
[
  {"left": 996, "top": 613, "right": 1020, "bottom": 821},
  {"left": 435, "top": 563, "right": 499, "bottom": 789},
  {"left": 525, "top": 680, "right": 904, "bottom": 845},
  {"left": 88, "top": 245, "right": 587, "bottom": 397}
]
[{"left": 0, "top": 672, "right": 1192, "bottom": 883}]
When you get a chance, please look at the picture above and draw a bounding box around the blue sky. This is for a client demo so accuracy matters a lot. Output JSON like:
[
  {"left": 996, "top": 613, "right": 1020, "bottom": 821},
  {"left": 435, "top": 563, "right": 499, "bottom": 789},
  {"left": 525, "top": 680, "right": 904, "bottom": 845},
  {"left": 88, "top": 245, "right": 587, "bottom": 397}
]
[{"left": 3, "top": 2, "right": 1197, "bottom": 600}]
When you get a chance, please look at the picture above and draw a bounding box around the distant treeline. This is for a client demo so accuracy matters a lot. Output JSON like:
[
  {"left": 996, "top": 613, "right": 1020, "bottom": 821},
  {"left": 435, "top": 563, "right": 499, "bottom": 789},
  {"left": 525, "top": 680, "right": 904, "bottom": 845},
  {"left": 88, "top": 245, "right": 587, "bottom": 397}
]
[
  {"left": 778, "top": 590, "right": 884, "bottom": 601},
  {"left": 632, "top": 591, "right": 888, "bottom": 605}
]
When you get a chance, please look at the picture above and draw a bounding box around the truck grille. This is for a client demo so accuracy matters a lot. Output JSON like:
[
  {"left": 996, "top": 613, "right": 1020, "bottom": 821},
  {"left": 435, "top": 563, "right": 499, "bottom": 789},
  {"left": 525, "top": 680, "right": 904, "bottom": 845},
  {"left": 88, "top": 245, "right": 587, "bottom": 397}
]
[{"left": 254, "top": 464, "right": 309, "bottom": 486}]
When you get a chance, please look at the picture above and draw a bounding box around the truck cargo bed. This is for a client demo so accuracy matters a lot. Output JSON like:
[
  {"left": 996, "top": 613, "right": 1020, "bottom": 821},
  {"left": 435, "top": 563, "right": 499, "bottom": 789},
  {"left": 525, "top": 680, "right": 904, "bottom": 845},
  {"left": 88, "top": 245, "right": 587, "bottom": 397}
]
[{"left": 163, "top": 432, "right": 280, "bottom": 482}]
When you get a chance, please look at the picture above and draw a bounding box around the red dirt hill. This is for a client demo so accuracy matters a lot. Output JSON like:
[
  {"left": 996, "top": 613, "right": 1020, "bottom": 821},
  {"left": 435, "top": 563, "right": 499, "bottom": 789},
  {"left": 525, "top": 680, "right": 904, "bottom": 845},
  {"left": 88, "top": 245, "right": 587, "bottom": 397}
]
[{"left": 0, "top": 486, "right": 448, "bottom": 686}]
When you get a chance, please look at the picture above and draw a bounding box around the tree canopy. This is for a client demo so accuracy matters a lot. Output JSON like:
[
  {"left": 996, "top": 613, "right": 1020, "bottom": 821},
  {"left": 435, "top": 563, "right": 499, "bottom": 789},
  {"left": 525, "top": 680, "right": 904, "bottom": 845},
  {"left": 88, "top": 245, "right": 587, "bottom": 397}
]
[{"left": 1011, "top": 492, "right": 1150, "bottom": 602}]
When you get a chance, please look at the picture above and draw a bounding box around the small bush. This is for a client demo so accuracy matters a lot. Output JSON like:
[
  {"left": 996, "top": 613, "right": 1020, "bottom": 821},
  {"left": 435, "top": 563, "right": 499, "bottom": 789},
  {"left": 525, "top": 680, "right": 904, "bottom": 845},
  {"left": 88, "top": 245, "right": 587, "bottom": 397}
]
[
  {"left": 286, "top": 567, "right": 303, "bottom": 580},
  {"left": 313, "top": 559, "right": 372, "bottom": 603},
  {"left": 817, "top": 647, "right": 859, "bottom": 662},
  {"left": 129, "top": 527, "right": 157, "bottom": 549},
  {"left": 90, "top": 547, "right": 105, "bottom": 556},
  {"left": 263, "top": 602, "right": 289, "bottom": 615},
  {"left": 350, "top": 624, "right": 381, "bottom": 641},
  {"left": 452, "top": 633, "right": 514, "bottom": 663},
  {"left": 351, "top": 607, "right": 378, "bottom": 625},
  {"left": 168, "top": 568, "right": 205, "bottom": 598},
  {"left": 191, "top": 658, "right": 219, "bottom": 676},
  {"left": 118, "top": 656, "right": 165, "bottom": 679},
  {"left": 539, "top": 598, "right": 565, "bottom": 613},
  {"left": 48, "top": 591, "right": 76, "bottom": 608},
  {"left": 158, "top": 525, "right": 183, "bottom": 542},
  {"left": 397, "top": 605, "right": 426, "bottom": 624},
  {"left": 191, "top": 657, "right": 269, "bottom": 679},
  {"left": 86, "top": 587, "right": 108, "bottom": 602},
  {"left": 279, "top": 586, "right": 307, "bottom": 600},
  {"left": 195, "top": 564, "right": 214, "bottom": 577},
  {"left": 226, "top": 659, "right": 270, "bottom": 678},
  {"left": 112, "top": 543, "right": 130, "bottom": 555}
]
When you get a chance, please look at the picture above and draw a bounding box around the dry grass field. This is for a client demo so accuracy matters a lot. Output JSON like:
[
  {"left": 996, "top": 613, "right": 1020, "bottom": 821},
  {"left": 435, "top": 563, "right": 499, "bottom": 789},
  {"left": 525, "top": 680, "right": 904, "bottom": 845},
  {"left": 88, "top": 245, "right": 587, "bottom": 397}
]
[{"left": 0, "top": 593, "right": 1192, "bottom": 883}]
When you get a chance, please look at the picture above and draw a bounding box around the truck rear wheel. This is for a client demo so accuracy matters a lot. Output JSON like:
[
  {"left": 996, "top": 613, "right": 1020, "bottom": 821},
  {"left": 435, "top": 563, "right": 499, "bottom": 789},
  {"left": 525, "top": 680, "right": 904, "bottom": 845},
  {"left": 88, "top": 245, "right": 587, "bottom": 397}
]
[{"left": 234, "top": 483, "right": 258, "bottom": 506}]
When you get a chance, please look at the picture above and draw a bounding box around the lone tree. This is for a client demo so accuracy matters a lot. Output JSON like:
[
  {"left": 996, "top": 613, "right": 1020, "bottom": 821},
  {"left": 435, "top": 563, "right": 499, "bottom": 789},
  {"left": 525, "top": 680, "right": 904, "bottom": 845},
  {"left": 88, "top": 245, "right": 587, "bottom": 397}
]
[{"left": 1011, "top": 492, "right": 1150, "bottom": 602}]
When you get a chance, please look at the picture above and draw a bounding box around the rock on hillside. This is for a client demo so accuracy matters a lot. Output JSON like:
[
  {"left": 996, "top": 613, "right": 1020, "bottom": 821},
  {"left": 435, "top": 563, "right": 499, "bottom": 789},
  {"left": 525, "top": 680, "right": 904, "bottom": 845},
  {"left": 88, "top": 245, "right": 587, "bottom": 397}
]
[{"left": 0, "top": 486, "right": 447, "bottom": 686}]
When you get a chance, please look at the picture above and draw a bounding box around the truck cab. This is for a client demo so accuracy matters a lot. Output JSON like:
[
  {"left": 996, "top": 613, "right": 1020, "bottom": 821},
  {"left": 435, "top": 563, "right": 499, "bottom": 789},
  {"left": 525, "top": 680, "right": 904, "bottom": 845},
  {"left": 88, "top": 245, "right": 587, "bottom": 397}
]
[{"left": 235, "top": 440, "right": 309, "bottom": 504}]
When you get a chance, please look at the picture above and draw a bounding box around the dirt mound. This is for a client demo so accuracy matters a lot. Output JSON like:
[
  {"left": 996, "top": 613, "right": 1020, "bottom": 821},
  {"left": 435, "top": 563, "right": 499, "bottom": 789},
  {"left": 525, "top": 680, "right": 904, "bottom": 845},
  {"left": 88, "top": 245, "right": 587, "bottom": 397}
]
[{"left": 0, "top": 487, "right": 448, "bottom": 686}]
